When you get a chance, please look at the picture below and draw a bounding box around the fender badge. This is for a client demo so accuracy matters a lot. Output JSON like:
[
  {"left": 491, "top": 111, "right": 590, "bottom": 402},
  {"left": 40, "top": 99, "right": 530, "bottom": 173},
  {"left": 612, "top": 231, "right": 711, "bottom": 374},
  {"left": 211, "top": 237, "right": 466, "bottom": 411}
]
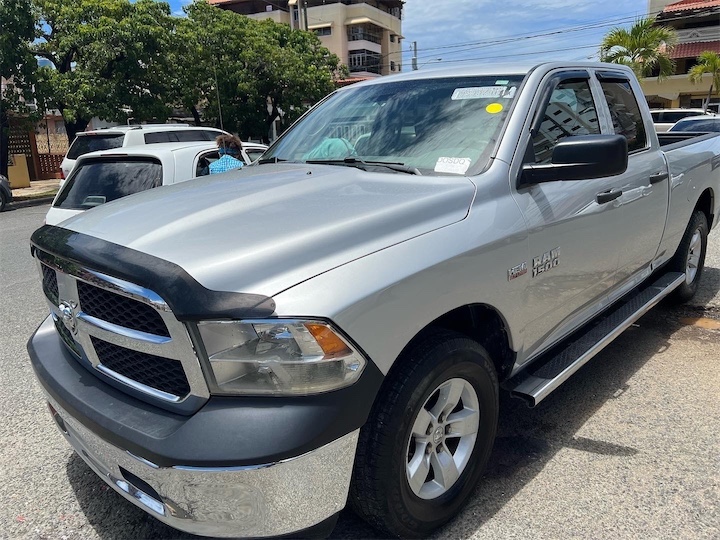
[
  {"left": 508, "top": 262, "right": 528, "bottom": 281},
  {"left": 532, "top": 247, "right": 560, "bottom": 277}
]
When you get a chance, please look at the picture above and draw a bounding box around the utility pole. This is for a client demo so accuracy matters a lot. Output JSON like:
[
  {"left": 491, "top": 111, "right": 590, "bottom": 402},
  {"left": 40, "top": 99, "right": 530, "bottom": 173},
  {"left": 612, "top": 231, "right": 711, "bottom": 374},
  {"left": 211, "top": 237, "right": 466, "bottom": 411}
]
[
  {"left": 411, "top": 41, "right": 418, "bottom": 70},
  {"left": 301, "top": 0, "right": 309, "bottom": 31}
]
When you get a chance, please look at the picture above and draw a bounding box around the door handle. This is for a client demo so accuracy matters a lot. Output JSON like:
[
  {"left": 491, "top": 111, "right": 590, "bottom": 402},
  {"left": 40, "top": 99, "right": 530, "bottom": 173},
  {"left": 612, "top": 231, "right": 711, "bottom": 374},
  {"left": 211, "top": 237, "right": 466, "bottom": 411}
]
[
  {"left": 596, "top": 189, "right": 622, "bottom": 204},
  {"left": 649, "top": 172, "right": 669, "bottom": 184}
]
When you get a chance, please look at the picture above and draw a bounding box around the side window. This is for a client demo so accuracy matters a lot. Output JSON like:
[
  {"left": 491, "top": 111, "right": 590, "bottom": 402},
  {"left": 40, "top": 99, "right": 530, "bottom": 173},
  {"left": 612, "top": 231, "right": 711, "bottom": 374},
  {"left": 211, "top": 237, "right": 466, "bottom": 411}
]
[
  {"left": 531, "top": 79, "right": 600, "bottom": 164},
  {"left": 203, "top": 130, "right": 221, "bottom": 141},
  {"left": 196, "top": 151, "right": 219, "bottom": 177},
  {"left": 599, "top": 80, "right": 647, "bottom": 153},
  {"left": 174, "top": 131, "right": 208, "bottom": 142},
  {"left": 144, "top": 132, "right": 176, "bottom": 143}
]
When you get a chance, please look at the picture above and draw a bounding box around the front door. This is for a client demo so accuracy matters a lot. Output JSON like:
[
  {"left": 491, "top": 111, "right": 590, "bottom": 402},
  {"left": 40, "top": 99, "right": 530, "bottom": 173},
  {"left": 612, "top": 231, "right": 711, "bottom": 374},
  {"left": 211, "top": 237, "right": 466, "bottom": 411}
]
[{"left": 511, "top": 70, "right": 627, "bottom": 363}]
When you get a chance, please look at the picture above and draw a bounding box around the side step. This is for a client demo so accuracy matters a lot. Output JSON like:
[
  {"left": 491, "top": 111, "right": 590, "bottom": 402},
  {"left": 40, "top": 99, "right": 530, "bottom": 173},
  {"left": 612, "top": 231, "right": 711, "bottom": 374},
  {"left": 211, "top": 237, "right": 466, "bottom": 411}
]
[{"left": 506, "top": 272, "right": 685, "bottom": 407}]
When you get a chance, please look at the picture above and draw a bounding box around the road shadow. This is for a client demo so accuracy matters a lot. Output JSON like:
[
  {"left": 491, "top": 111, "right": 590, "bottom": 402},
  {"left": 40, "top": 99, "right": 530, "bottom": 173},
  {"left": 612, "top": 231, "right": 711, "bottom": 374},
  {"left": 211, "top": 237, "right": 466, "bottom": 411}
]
[{"left": 66, "top": 306, "right": 685, "bottom": 540}]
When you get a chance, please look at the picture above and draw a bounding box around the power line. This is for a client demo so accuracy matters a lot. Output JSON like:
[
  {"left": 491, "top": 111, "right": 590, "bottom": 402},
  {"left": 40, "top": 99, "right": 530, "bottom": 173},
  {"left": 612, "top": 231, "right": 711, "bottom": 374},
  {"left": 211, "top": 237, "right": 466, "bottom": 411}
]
[{"left": 402, "top": 7, "right": 697, "bottom": 63}]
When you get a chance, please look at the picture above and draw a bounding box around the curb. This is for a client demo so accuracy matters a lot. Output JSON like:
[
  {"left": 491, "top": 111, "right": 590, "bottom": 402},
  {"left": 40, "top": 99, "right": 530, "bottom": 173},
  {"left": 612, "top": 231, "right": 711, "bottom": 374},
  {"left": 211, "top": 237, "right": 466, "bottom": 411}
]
[{"left": 10, "top": 196, "right": 55, "bottom": 210}]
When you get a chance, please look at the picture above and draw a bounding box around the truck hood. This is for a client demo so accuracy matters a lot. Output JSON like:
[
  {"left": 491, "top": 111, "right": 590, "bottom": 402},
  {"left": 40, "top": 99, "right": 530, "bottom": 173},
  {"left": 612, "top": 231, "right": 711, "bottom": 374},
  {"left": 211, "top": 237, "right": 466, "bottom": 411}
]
[{"left": 60, "top": 163, "right": 475, "bottom": 296}]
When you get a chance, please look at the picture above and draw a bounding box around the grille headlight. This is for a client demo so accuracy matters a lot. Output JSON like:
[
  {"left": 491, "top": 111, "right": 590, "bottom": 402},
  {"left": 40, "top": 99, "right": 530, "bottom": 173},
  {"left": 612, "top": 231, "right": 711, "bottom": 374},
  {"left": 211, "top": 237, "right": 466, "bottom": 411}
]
[{"left": 197, "top": 319, "right": 366, "bottom": 395}]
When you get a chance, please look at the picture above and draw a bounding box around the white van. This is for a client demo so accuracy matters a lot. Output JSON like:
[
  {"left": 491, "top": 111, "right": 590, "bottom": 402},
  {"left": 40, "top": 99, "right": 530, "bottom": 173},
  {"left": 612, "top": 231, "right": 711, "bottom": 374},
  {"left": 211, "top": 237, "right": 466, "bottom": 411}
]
[{"left": 47, "top": 140, "right": 267, "bottom": 225}]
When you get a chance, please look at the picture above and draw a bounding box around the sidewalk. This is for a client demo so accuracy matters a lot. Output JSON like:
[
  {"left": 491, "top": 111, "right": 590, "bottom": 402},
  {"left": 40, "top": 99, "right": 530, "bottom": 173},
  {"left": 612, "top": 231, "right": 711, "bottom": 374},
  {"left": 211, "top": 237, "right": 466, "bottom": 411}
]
[{"left": 11, "top": 179, "right": 61, "bottom": 207}]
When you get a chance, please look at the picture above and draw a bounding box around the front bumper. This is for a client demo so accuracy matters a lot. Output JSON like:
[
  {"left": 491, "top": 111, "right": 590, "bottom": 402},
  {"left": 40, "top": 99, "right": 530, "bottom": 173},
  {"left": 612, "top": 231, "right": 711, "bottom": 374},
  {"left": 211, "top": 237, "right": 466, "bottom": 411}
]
[
  {"left": 28, "top": 316, "right": 380, "bottom": 538},
  {"left": 46, "top": 393, "right": 358, "bottom": 537}
]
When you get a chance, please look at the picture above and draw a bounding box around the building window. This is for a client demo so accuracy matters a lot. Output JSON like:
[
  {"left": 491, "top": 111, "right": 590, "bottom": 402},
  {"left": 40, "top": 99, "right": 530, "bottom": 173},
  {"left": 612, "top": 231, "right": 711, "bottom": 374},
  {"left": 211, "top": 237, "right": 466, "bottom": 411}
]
[
  {"left": 347, "top": 24, "right": 382, "bottom": 44},
  {"left": 348, "top": 49, "right": 382, "bottom": 74},
  {"left": 390, "top": 34, "right": 395, "bottom": 43},
  {"left": 391, "top": 61, "right": 396, "bottom": 72},
  {"left": 314, "top": 27, "right": 332, "bottom": 37}
]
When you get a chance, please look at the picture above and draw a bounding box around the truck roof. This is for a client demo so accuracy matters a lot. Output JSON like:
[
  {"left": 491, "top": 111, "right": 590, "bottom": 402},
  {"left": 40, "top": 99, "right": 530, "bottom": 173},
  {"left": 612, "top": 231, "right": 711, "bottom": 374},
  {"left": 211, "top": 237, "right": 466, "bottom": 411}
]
[{"left": 350, "top": 61, "right": 634, "bottom": 86}]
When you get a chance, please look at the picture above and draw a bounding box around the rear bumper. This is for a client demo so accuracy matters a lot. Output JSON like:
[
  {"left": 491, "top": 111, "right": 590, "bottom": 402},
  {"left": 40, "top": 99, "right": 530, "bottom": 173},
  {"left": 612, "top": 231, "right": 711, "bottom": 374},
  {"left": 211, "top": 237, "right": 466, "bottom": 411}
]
[{"left": 46, "top": 393, "right": 358, "bottom": 537}]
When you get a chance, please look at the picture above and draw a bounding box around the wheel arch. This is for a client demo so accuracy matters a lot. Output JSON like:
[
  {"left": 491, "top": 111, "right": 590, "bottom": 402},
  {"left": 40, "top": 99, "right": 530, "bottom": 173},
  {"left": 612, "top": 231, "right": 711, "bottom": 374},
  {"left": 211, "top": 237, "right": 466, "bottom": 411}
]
[
  {"left": 695, "top": 187, "right": 714, "bottom": 229},
  {"left": 387, "top": 303, "right": 517, "bottom": 384}
]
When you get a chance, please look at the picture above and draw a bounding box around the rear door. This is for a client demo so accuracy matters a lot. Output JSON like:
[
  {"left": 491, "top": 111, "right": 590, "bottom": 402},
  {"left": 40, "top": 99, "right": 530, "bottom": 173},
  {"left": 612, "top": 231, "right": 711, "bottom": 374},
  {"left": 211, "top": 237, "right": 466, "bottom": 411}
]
[
  {"left": 62, "top": 133, "right": 125, "bottom": 177},
  {"left": 53, "top": 157, "right": 163, "bottom": 210},
  {"left": 594, "top": 71, "right": 668, "bottom": 288}
]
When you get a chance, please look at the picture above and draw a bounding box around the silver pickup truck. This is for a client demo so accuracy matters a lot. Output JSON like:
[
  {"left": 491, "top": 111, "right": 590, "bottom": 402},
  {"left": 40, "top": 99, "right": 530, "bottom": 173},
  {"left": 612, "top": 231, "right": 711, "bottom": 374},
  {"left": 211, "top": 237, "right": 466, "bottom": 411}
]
[{"left": 28, "top": 62, "right": 720, "bottom": 538}]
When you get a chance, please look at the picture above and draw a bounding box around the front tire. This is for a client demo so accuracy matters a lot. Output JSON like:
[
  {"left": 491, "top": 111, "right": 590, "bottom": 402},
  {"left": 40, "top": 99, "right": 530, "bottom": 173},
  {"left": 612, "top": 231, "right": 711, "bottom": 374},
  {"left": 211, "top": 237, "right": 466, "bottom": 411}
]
[
  {"left": 668, "top": 210, "right": 708, "bottom": 303},
  {"left": 350, "top": 330, "right": 498, "bottom": 538}
]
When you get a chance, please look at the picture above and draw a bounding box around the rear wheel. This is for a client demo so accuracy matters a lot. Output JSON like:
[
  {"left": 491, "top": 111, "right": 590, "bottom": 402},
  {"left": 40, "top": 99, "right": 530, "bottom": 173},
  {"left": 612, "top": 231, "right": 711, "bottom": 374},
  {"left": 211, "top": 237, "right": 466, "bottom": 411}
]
[
  {"left": 350, "top": 330, "right": 498, "bottom": 537},
  {"left": 0, "top": 191, "right": 7, "bottom": 212},
  {"left": 668, "top": 210, "right": 708, "bottom": 303}
]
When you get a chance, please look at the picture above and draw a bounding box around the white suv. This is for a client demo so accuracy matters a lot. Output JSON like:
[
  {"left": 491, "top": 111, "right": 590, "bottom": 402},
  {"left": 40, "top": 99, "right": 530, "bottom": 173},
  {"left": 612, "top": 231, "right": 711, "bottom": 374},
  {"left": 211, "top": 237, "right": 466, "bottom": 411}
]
[
  {"left": 60, "top": 124, "right": 228, "bottom": 179},
  {"left": 649, "top": 108, "right": 714, "bottom": 132}
]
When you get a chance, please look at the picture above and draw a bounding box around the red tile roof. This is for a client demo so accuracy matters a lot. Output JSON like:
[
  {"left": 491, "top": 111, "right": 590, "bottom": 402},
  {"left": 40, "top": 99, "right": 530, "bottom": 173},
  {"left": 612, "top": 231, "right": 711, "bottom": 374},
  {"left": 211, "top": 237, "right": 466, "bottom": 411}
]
[
  {"left": 663, "top": 0, "right": 720, "bottom": 12},
  {"left": 670, "top": 40, "right": 720, "bottom": 58}
]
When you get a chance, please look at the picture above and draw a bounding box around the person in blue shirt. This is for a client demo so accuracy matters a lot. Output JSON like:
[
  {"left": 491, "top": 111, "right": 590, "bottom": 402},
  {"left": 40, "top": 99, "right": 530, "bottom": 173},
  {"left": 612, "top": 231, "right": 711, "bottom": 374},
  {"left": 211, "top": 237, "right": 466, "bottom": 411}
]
[{"left": 209, "top": 134, "right": 245, "bottom": 174}]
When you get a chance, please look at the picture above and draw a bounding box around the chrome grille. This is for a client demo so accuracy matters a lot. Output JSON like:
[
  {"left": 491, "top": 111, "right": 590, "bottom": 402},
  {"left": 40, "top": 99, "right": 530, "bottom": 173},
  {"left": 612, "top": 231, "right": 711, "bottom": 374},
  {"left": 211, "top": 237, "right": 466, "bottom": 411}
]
[
  {"left": 42, "top": 264, "right": 59, "bottom": 304},
  {"left": 52, "top": 315, "right": 81, "bottom": 357},
  {"left": 91, "top": 337, "right": 191, "bottom": 397},
  {"left": 77, "top": 281, "right": 170, "bottom": 337},
  {"left": 36, "top": 249, "right": 209, "bottom": 410}
]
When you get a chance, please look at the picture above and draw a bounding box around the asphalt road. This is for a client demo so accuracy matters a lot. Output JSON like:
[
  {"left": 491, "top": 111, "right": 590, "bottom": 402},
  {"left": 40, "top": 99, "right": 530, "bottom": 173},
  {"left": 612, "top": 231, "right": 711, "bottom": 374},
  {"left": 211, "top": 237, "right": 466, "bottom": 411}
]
[{"left": 1, "top": 204, "right": 718, "bottom": 539}]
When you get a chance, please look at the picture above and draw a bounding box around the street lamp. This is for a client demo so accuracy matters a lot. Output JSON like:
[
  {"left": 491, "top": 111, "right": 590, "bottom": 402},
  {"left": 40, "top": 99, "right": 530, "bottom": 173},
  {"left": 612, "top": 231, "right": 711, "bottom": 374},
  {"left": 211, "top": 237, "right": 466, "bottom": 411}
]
[{"left": 418, "top": 58, "right": 443, "bottom": 69}]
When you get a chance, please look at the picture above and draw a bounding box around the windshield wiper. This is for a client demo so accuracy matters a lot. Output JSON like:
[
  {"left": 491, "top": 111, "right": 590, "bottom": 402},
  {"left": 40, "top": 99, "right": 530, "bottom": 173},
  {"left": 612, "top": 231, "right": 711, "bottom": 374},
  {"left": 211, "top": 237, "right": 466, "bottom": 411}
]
[
  {"left": 257, "top": 157, "right": 287, "bottom": 165},
  {"left": 306, "top": 157, "right": 421, "bottom": 175}
]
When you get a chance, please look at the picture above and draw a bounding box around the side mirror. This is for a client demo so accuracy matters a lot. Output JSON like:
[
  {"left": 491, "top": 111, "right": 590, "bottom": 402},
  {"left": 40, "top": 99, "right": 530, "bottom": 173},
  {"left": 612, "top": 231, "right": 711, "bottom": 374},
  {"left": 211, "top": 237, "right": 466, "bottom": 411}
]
[{"left": 520, "top": 134, "right": 628, "bottom": 185}]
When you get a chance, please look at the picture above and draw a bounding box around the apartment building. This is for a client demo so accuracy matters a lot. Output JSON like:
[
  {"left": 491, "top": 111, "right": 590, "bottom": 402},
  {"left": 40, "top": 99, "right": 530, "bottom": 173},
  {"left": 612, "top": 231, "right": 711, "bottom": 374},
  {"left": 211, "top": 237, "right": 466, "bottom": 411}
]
[
  {"left": 208, "top": 0, "right": 404, "bottom": 79},
  {"left": 643, "top": 0, "right": 720, "bottom": 110}
]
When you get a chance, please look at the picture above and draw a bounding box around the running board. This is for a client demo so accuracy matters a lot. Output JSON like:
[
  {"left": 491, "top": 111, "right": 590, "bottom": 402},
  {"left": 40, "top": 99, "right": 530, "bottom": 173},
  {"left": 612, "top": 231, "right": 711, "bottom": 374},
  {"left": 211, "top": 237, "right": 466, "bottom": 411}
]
[{"left": 507, "top": 272, "right": 685, "bottom": 407}]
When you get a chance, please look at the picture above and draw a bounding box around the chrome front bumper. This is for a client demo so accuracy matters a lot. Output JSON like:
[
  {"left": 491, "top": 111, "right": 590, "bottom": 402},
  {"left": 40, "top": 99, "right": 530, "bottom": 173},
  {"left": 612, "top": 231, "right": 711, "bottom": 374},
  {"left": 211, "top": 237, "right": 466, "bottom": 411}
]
[{"left": 45, "top": 393, "right": 359, "bottom": 538}]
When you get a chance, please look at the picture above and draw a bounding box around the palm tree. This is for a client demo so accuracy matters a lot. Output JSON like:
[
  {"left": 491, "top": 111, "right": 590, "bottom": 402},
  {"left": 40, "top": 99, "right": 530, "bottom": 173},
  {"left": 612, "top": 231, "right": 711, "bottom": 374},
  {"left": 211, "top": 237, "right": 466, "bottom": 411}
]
[
  {"left": 688, "top": 51, "right": 720, "bottom": 111},
  {"left": 600, "top": 17, "right": 677, "bottom": 79}
]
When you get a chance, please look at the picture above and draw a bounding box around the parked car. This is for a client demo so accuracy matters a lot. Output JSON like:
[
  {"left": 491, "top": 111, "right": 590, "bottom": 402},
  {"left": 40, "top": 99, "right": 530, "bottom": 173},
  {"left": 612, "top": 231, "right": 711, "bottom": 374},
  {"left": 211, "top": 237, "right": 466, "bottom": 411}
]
[
  {"left": 47, "top": 141, "right": 266, "bottom": 225},
  {"left": 0, "top": 174, "right": 12, "bottom": 211},
  {"left": 649, "top": 108, "right": 714, "bottom": 132},
  {"left": 60, "top": 124, "right": 229, "bottom": 179},
  {"left": 29, "top": 62, "right": 720, "bottom": 538},
  {"left": 668, "top": 115, "right": 720, "bottom": 133},
  {"left": 0, "top": 174, "right": 12, "bottom": 212}
]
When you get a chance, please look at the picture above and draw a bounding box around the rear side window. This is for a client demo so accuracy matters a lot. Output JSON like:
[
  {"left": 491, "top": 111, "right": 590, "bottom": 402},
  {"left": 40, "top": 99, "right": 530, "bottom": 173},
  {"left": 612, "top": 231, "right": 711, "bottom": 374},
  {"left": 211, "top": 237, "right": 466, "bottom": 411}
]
[
  {"left": 532, "top": 79, "right": 600, "bottom": 164},
  {"left": 54, "top": 159, "right": 162, "bottom": 210},
  {"left": 144, "top": 131, "right": 215, "bottom": 144},
  {"left": 663, "top": 111, "right": 705, "bottom": 123},
  {"left": 599, "top": 81, "right": 647, "bottom": 153},
  {"left": 66, "top": 134, "right": 124, "bottom": 159},
  {"left": 650, "top": 112, "right": 661, "bottom": 122}
]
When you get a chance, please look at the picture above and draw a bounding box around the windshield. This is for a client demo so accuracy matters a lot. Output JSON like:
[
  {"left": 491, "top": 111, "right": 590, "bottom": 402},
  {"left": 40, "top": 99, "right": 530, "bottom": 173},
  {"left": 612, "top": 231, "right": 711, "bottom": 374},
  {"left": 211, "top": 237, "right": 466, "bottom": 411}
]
[
  {"left": 55, "top": 158, "right": 162, "bottom": 210},
  {"left": 262, "top": 75, "right": 525, "bottom": 176},
  {"left": 66, "top": 134, "right": 125, "bottom": 159}
]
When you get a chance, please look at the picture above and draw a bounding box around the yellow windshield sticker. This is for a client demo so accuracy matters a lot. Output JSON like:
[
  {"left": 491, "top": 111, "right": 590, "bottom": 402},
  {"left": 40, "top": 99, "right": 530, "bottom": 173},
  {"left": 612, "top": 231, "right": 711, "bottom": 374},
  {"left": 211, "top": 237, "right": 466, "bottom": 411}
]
[{"left": 486, "top": 103, "right": 503, "bottom": 114}]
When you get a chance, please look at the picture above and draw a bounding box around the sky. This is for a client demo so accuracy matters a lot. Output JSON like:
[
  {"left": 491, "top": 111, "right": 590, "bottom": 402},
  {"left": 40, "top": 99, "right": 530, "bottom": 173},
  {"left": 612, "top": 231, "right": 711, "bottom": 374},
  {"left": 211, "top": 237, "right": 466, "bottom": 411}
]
[{"left": 166, "top": 0, "right": 652, "bottom": 68}]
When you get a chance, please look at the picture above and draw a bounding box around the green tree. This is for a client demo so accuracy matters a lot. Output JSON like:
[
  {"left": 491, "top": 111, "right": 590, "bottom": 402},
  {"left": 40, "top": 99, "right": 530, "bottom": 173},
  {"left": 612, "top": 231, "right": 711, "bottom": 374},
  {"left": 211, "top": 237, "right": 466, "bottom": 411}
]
[
  {"left": 172, "top": 1, "right": 346, "bottom": 139},
  {"left": 34, "top": 0, "right": 177, "bottom": 141},
  {"left": 600, "top": 17, "right": 677, "bottom": 79},
  {"left": 0, "top": 0, "right": 38, "bottom": 176},
  {"left": 689, "top": 51, "right": 720, "bottom": 111}
]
